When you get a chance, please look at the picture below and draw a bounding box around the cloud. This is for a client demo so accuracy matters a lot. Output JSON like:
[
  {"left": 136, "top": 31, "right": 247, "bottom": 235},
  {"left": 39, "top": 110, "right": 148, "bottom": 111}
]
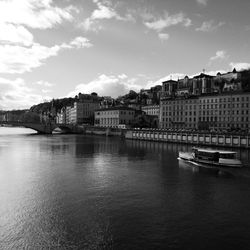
[
  {"left": 0, "top": 0, "right": 77, "bottom": 30},
  {"left": 210, "top": 50, "right": 227, "bottom": 61},
  {"left": 68, "top": 74, "right": 143, "bottom": 98},
  {"left": 143, "top": 12, "right": 191, "bottom": 32},
  {"left": 80, "top": 18, "right": 98, "bottom": 32},
  {"left": 0, "top": 43, "right": 60, "bottom": 74},
  {"left": 229, "top": 62, "right": 250, "bottom": 71},
  {"left": 81, "top": 0, "right": 134, "bottom": 31},
  {"left": 0, "top": 0, "right": 89, "bottom": 74},
  {"left": 0, "top": 23, "right": 34, "bottom": 46},
  {"left": 148, "top": 73, "right": 186, "bottom": 87},
  {"left": 158, "top": 33, "right": 170, "bottom": 41},
  {"left": 41, "top": 89, "right": 52, "bottom": 94},
  {"left": 61, "top": 36, "right": 93, "bottom": 49},
  {"left": 0, "top": 36, "right": 92, "bottom": 74},
  {"left": 118, "top": 74, "right": 128, "bottom": 79},
  {"left": 92, "top": 2, "right": 117, "bottom": 20},
  {"left": 196, "top": 20, "right": 225, "bottom": 32},
  {"left": 34, "top": 80, "right": 54, "bottom": 87},
  {"left": 0, "top": 77, "right": 50, "bottom": 110},
  {"left": 196, "top": 0, "right": 208, "bottom": 6}
]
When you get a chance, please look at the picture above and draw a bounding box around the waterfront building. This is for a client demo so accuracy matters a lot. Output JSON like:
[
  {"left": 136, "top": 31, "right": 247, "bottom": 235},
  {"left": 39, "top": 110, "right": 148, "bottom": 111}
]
[
  {"left": 56, "top": 107, "right": 66, "bottom": 124},
  {"left": 160, "top": 97, "right": 199, "bottom": 129},
  {"left": 94, "top": 107, "right": 135, "bottom": 128},
  {"left": 65, "top": 106, "right": 72, "bottom": 124},
  {"left": 69, "top": 101, "right": 100, "bottom": 124},
  {"left": 160, "top": 92, "right": 250, "bottom": 131},
  {"left": 160, "top": 69, "right": 250, "bottom": 131},
  {"left": 0, "top": 113, "right": 4, "bottom": 121},
  {"left": 198, "top": 92, "right": 250, "bottom": 131}
]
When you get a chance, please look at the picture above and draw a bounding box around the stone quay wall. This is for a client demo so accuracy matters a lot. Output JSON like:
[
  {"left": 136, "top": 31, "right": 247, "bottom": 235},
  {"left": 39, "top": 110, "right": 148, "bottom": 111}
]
[{"left": 125, "top": 129, "right": 250, "bottom": 149}]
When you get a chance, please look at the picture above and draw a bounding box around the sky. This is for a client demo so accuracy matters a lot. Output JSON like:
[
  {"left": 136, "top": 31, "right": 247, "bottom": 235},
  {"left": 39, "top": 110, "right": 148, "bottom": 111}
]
[{"left": 0, "top": 0, "right": 250, "bottom": 110}]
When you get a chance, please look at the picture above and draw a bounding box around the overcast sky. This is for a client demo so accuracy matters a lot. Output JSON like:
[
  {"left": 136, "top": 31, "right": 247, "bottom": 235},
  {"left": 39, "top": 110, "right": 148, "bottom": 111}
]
[{"left": 0, "top": 0, "right": 250, "bottom": 110}]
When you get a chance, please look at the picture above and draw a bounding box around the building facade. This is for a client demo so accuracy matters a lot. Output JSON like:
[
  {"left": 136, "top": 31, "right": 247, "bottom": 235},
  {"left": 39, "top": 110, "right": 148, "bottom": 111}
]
[
  {"left": 141, "top": 105, "right": 160, "bottom": 117},
  {"left": 198, "top": 92, "right": 250, "bottom": 131},
  {"left": 160, "top": 92, "right": 250, "bottom": 131},
  {"left": 94, "top": 107, "right": 135, "bottom": 128},
  {"left": 160, "top": 97, "right": 199, "bottom": 129},
  {"left": 159, "top": 69, "right": 250, "bottom": 131},
  {"left": 56, "top": 99, "right": 100, "bottom": 124},
  {"left": 69, "top": 101, "right": 100, "bottom": 124}
]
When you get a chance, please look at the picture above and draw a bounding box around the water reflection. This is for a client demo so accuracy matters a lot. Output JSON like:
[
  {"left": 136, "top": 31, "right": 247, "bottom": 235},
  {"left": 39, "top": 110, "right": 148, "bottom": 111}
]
[{"left": 1, "top": 129, "right": 250, "bottom": 249}]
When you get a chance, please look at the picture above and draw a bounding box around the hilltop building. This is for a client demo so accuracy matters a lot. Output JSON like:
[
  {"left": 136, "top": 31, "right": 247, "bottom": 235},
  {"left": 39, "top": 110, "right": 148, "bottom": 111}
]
[{"left": 141, "top": 105, "right": 160, "bottom": 117}]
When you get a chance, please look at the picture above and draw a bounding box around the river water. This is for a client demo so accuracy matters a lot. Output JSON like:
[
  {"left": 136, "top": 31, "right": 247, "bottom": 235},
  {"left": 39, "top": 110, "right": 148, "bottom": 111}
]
[{"left": 1, "top": 127, "right": 250, "bottom": 249}]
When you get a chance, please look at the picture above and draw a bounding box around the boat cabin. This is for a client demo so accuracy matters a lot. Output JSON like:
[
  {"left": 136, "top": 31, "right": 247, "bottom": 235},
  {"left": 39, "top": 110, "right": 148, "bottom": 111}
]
[{"left": 192, "top": 148, "right": 237, "bottom": 162}]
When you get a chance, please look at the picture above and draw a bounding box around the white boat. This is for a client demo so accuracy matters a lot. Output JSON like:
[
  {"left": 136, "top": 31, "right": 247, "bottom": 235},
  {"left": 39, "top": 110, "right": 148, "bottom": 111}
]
[{"left": 178, "top": 147, "right": 243, "bottom": 168}]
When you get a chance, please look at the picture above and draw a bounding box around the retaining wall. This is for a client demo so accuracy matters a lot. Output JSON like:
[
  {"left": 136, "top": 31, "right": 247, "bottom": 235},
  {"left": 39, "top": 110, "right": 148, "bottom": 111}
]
[{"left": 125, "top": 130, "right": 250, "bottom": 148}]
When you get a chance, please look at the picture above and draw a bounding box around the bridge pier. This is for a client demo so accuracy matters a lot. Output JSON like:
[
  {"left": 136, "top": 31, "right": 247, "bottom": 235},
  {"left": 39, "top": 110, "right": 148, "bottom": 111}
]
[{"left": 36, "top": 124, "right": 56, "bottom": 134}]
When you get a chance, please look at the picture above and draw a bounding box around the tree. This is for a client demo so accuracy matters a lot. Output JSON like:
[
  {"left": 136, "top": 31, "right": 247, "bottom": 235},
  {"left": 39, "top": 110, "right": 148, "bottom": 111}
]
[{"left": 20, "top": 112, "right": 40, "bottom": 123}]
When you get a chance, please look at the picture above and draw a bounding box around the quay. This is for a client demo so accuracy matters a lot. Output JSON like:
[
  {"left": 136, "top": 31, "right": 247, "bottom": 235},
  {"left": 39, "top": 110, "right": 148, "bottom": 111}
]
[
  {"left": 125, "top": 129, "right": 250, "bottom": 149},
  {"left": 1, "top": 121, "right": 249, "bottom": 148},
  {"left": 83, "top": 126, "right": 250, "bottom": 149}
]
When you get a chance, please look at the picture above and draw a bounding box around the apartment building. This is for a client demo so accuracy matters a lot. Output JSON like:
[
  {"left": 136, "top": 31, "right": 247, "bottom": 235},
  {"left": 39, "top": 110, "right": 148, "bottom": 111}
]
[
  {"left": 159, "top": 69, "right": 250, "bottom": 131},
  {"left": 141, "top": 105, "right": 160, "bottom": 117},
  {"left": 160, "top": 97, "right": 199, "bottom": 129},
  {"left": 160, "top": 92, "right": 250, "bottom": 131},
  {"left": 56, "top": 107, "right": 66, "bottom": 124},
  {"left": 69, "top": 101, "right": 100, "bottom": 124},
  {"left": 94, "top": 107, "right": 135, "bottom": 128},
  {"left": 198, "top": 92, "right": 250, "bottom": 131}
]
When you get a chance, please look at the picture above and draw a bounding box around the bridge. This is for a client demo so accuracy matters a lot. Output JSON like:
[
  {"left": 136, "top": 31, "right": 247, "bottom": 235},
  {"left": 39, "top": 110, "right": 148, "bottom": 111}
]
[{"left": 0, "top": 121, "right": 79, "bottom": 134}]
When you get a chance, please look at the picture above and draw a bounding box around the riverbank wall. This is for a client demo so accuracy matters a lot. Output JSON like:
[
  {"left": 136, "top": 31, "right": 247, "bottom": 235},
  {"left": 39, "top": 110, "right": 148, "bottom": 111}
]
[
  {"left": 125, "top": 129, "right": 250, "bottom": 149},
  {"left": 80, "top": 126, "right": 250, "bottom": 148},
  {"left": 84, "top": 126, "right": 125, "bottom": 137}
]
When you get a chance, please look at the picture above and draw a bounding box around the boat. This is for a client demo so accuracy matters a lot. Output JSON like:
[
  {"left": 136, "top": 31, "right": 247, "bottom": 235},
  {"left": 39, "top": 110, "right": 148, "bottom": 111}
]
[{"left": 178, "top": 147, "right": 243, "bottom": 168}]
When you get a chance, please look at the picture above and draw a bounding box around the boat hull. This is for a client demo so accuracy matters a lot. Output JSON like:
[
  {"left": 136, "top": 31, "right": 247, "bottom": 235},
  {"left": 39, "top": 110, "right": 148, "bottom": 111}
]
[{"left": 178, "top": 152, "right": 243, "bottom": 168}]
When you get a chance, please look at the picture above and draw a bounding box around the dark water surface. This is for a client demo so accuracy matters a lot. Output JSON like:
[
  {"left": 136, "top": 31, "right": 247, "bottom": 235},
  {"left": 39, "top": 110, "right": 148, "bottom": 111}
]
[{"left": 1, "top": 127, "right": 250, "bottom": 249}]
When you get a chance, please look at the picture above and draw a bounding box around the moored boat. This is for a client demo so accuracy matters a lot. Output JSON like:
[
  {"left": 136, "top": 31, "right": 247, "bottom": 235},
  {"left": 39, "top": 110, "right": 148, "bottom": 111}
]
[{"left": 178, "top": 147, "right": 243, "bottom": 168}]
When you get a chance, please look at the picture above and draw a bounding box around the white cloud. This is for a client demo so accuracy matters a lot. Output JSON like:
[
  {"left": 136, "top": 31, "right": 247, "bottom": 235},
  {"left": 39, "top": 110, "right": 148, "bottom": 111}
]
[
  {"left": 0, "top": 43, "right": 60, "bottom": 74},
  {"left": 144, "top": 12, "right": 191, "bottom": 32},
  {"left": 148, "top": 73, "right": 186, "bottom": 87},
  {"left": 196, "top": 20, "right": 225, "bottom": 32},
  {"left": 229, "top": 62, "right": 250, "bottom": 71},
  {"left": 0, "top": 0, "right": 89, "bottom": 74},
  {"left": 0, "top": 0, "right": 76, "bottom": 30},
  {"left": 80, "top": 0, "right": 135, "bottom": 31},
  {"left": 61, "top": 37, "right": 93, "bottom": 49},
  {"left": 210, "top": 50, "right": 227, "bottom": 61},
  {"left": 41, "top": 89, "right": 52, "bottom": 94},
  {"left": 118, "top": 74, "right": 128, "bottom": 79},
  {"left": 0, "top": 36, "right": 92, "bottom": 74},
  {"left": 158, "top": 33, "right": 170, "bottom": 41},
  {"left": 0, "top": 23, "right": 34, "bottom": 46},
  {"left": 68, "top": 74, "right": 142, "bottom": 98},
  {"left": 92, "top": 2, "right": 117, "bottom": 20},
  {"left": 34, "top": 80, "right": 54, "bottom": 87},
  {"left": 0, "top": 77, "right": 49, "bottom": 110},
  {"left": 196, "top": 0, "right": 208, "bottom": 6}
]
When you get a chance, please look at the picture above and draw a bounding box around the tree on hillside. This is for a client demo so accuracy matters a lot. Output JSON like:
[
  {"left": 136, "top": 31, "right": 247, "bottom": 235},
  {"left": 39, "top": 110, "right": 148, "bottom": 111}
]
[{"left": 20, "top": 112, "right": 40, "bottom": 123}]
